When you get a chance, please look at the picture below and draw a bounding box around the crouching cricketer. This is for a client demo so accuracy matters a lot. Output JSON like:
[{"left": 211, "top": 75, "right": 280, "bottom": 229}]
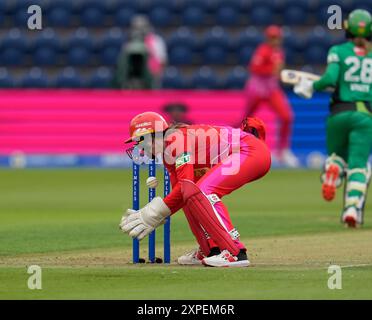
[
  {"left": 294, "top": 9, "right": 372, "bottom": 227},
  {"left": 120, "top": 112, "right": 271, "bottom": 267}
]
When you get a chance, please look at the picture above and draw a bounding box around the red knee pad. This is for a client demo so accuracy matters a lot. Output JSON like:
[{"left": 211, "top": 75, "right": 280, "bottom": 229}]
[{"left": 181, "top": 179, "right": 240, "bottom": 255}]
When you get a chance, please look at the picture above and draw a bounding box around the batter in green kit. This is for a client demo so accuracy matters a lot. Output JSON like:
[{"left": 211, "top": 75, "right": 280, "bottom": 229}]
[{"left": 295, "top": 9, "right": 372, "bottom": 227}]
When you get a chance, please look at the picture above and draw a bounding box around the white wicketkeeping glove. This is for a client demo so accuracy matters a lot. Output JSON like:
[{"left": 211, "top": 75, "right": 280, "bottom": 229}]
[
  {"left": 119, "top": 197, "right": 171, "bottom": 240},
  {"left": 294, "top": 76, "right": 314, "bottom": 99}
]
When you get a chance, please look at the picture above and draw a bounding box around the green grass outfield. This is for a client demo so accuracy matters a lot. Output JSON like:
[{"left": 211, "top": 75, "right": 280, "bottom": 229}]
[{"left": 0, "top": 169, "right": 371, "bottom": 299}]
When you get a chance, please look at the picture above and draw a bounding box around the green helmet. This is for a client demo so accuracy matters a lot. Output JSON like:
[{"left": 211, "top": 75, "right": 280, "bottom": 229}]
[{"left": 345, "top": 9, "right": 372, "bottom": 38}]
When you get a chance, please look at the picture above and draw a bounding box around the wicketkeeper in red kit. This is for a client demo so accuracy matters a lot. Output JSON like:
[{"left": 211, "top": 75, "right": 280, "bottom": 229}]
[
  {"left": 120, "top": 112, "right": 271, "bottom": 267},
  {"left": 244, "top": 25, "right": 299, "bottom": 167}
]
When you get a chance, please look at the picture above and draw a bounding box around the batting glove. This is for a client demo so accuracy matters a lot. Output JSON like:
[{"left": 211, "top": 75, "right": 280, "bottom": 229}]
[{"left": 294, "top": 77, "right": 314, "bottom": 99}]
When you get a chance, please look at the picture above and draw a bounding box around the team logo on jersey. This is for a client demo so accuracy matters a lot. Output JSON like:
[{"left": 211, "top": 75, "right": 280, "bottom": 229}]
[
  {"left": 175, "top": 152, "right": 191, "bottom": 168},
  {"left": 327, "top": 53, "right": 339, "bottom": 63},
  {"left": 207, "top": 193, "right": 221, "bottom": 205}
]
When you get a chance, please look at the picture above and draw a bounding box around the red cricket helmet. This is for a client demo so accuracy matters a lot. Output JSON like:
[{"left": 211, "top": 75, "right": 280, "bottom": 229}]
[
  {"left": 125, "top": 111, "right": 169, "bottom": 143},
  {"left": 265, "top": 25, "right": 283, "bottom": 39}
]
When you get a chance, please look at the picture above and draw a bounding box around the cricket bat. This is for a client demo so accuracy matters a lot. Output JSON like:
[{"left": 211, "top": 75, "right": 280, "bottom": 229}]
[{"left": 280, "top": 69, "right": 320, "bottom": 85}]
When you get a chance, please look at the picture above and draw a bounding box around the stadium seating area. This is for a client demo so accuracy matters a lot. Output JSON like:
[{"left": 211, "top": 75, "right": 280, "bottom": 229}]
[{"left": 0, "top": 0, "right": 371, "bottom": 88}]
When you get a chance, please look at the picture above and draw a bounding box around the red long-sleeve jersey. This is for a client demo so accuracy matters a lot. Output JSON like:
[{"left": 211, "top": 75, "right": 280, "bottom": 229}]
[
  {"left": 249, "top": 43, "right": 284, "bottom": 76},
  {"left": 162, "top": 124, "right": 244, "bottom": 214}
]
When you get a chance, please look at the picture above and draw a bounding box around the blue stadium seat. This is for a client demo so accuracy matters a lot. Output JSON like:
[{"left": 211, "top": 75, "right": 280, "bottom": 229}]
[
  {"left": 0, "top": 11, "right": 4, "bottom": 27},
  {"left": 204, "top": 0, "right": 251, "bottom": 14},
  {"left": 349, "top": 0, "right": 371, "bottom": 12},
  {"left": 2, "top": 0, "right": 18, "bottom": 15},
  {"left": 167, "top": 27, "right": 196, "bottom": 50},
  {"left": 13, "top": 0, "right": 41, "bottom": 9},
  {"left": 78, "top": 0, "right": 106, "bottom": 27},
  {"left": 215, "top": 4, "right": 239, "bottom": 26},
  {"left": 0, "top": 28, "right": 26, "bottom": 65},
  {"left": 234, "top": 0, "right": 253, "bottom": 13},
  {"left": 305, "top": 27, "right": 332, "bottom": 49},
  {"left": 330, "top": 34, "right": 344, "bottom": 46},
  {"left": 235, "top": 27, "right": 263, "bottom": 64},
  {"left": 224, "top": 66, "right": 248, "bottom": 89},
  {"left": 284, "top": 47, "right": 296, "bottom": 65},
  {"left": 66, "top": 28, "right": 93, "bottom": 66},
  {"left": 169, "top": 46, "right": 193, "bottom": 65},
  {"left": 88, "top": 67, "right": 113, "bottom": 88},
  {"left": 181, "top": 0, "right": 206, "bottom": 26},
  {"left": 162, "top": 67, "right": 184, "bottom": 89},
  {"left": 249, "top": 4, "right": 273, "bottom": 26},
  {"left": 100, "top": 46, "right": 121, "bottom": 66},
  {"left": 201, "top": 0, "right": 217, "bottom": 13},
  {"left": 46, "top": 0, "right": 73, "bottom": 27},
  {"left": 283, "top": 27, "right": 302, "bottom": 50},
  {"left": 182, "top": 7, "right": 205, "bottom": 26},
  {"left": 191, "top": 67, "right": 218, "bottom": 89},
  {"left": 148, "top": 0, "right": 173, "bottom": 27},
  {"left": 135, "top": 0, "right": 153, "bottom": 13},
  {"left": 238, "top": 46, "right": 255, "bottom": 65},
  {"left": 203, "top": 27, "right": 229, "bottom": 48},
  {"left": 274, "top": 0, "right": 310, "bottom": 13},
  {"left": 235, "top": 27, "right": 264, "bottom": 49},
  {"left": 167, "top": 28, "right": 195, "bottom": 65},
  {"left": 283, "top": 28, "right": 305, "bottom": 64},
  {"left": 113, "top": 0, "right": 138, "bottom": 26},
  {"left": 103, "top": 0, "right": 121, "bottom": 14},
  {"left": 149, "top": 7, "right": 172, "bottom": 27},
  {"left": 283, "top": 5, "right": 309, "bottom": 26},
  {"left": 304, "top": 46, "right": 328, "bottom": 64},
  {"left": 202, "top": 27, "right": 229, "bottom": 64},
  {"left": 1, "top": 28, "right": 26, "bottom": 50},
  {"left": 13, "top": 8, "right": 29, "bottom": 27},
  {"left": 98, "top": 28, "right": 126, "bottom": 66},
  {"left": 115, "top": 7, "right": 136, "bottom": 26},
  {"left": 135, "top": 0, "right": 175, "bottom": 15},
  {"left": 33, "top": 47, "right": 59, "bottom": 66},
  {"left": 169, "top": 0, "right": 184, "bottom": 13},
  {"left": 203, "top": 46, "right": 228, "bottom": 64},
  {"left": 101, "top": 27, "right": 126, "bottom": 48},
  {"left": 0, "top": 0, "right": 6, "bottom": 24},
  {"left": 32, "top": 28, "right": 60, "bottom": 66},
  {"left": 21, "top": 67, "right": 48, "bottom": 88},
  {"left": 55, "top": 67, "right": 82, "bottom": 88},
  {"left": 303, "top": 27, "right": 331, "bottom": 64},
  {"left": 0, "top": 68, "right": 14, "bottom": 88},
  {"left": 0, "top": 48, "right": 25, "bottom": 66},
  {"left": 0, "top": 1, "right": 6, "bottom": 13}
]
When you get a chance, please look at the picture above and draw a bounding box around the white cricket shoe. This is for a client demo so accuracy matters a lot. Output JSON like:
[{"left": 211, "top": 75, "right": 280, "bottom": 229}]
[
  {"left": 281, "top": 149, "right": 300, "bottom": 168},
  {"left": 177, "top": 248, "right": 204, "bottom": 265},
  {"left": 342, "top": 206, "right": 359, "bottom": 228},
  {"left": 202, "top": 250, "right": 250, "bottom": 268}
]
